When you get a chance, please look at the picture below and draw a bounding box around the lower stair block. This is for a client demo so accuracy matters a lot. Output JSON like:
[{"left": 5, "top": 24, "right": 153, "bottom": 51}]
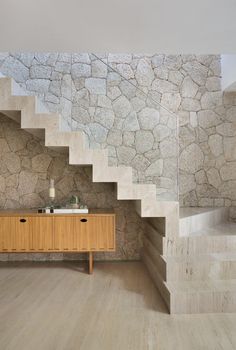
[
  {"left": 164, "top": 253, "right": 236, "bottom": 281},
  {"left": 163, "top": 234, "right": 236, "bottom": 256},
  {"left": 166, "top": 279, "right": 236, "bottom": 314},
  {"left": 142, "top": 250, "right": 170, "bottom": 311}
]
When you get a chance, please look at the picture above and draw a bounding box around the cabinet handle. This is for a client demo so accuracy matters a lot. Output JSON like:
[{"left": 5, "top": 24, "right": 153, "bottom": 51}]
[
  {"left": 20, "top": 218, "right": 26, "bottom": 223},
  {"left": 80, "top": 218, "right": 87, "bottom": 223}
]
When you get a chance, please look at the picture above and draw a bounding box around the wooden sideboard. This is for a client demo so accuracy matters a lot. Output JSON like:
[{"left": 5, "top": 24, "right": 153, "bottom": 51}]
[{"left": 0, "top": 210, "right": 115, "bottom": 274}]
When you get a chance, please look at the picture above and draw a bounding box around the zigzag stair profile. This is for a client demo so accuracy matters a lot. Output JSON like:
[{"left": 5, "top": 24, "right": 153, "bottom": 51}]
[
  {"left": 0, "top": 74, "right": 178, "bottom": 219},
  {"left": 2, "top": 73, "right": 236, "bottom": 314}
]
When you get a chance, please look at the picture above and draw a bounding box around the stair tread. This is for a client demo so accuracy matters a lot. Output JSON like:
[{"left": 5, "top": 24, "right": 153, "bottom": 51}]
[
  {"left": 166, "top": 279, "right": 236, "bottom": 293},
  {"left": 163, "top": 251, "right": 236, "bottom": 263},
  {"left": 188, "top": 222, "right": 236, "bottom": 237},
  {"left": 180, "top": 206, "right": 224, "bottom": 219}
]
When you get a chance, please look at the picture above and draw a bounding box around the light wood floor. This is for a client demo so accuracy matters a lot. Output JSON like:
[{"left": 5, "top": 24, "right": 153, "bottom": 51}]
[{"left": 0, "top": 261, "right": 236, "bottom": 350}]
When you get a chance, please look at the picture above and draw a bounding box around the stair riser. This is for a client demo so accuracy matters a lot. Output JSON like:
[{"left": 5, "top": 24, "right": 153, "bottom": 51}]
[
  {"left": 170, "top": 291, "right": 236, "bottom": 314},
  {"left": 163, "top": 236, "right": 236, "bottom": 256},
  {"left": 166, "top": 261, "right": 236, "bottom": 281},
  {"left": 142, "top": 251, "right": 170, "bottom": 312},
  {"left": 179, "top": 208, "right": 228, "bottom": 236}
]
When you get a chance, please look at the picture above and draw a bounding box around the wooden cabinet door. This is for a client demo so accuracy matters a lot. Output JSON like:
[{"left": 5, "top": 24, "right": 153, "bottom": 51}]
[
  {"left": 92, "top": 216, "right": 115, "bottom": 251},
  {"left": 0, "top": 216, "right": 32, "bottom": 252},
  {"left": 53, "top": 217, "right": 76, "bottom": 251},
  {"left": 0, "top": 217, "right": 13, "bottom": 251},
  {"left": 74, "top": 216, "right": 115, "bottom": 251},
  {"left": 30, "top": 217, "right": 53, "bottom": 251}
]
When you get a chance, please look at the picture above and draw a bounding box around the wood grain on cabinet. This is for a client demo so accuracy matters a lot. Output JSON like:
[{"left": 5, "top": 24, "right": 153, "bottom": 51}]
[{"left": 0, "top": 212, "right": 115, "bottom": 274}]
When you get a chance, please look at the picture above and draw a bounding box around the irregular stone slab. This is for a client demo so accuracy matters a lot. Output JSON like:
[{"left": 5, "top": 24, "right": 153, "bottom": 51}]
[
  {"left": 206, "top": 77, "right": 221, "bottom": 91},
  {"left": 89, "top": 122, "right": 108, "bottom": 143},
  {"left": 136, "top": 59, "right": 154, "bottom": 86},
  {"left": 219, "top": 180, "right": 236, "bottom": 200},
  {"left": 198, "top": 110, "right": 221, "bottom": 128},
  {"left": 138, "top": 107, "right": 159, "bottom": 130},
  {"left": 169, "top": 70, "right": 184, "bottom": 85},
  {"left": 161, "top": 93, "right": 181, "bottom": 112},
  {"left": 152, "top": 79, "right": 178, "bottom": 93},
  {"left": 131, "top": 154, "right": 150, "bottom": 171},
  {"left": 26, "top": 79, "right": 50, "bottom": 93},
  {"left": 180, "top": 174, "right": 196, "bottom": 195},
  {"left": 21, "top": 193, "right": 44, "bottom": 208},
  {"left": 85, "top": 78, "right": 106, "bottom": 95},
  {"left": 182, "top": 60, "right": 208, "bottom": 85},
  {"left": 160, "top": 139, "right": 177, "bottom": 158},
  {"left": 206, "top": 168, "right": 221, "bottom": 188},
  {"left": 123, "top": 112, "right": 140, "bottom": 131},
  {"left": 107, "top": 86, "right": 121, "bottom": 100},
  {"left": 72, "top": 53, "right": 91, "bottom": 64},
  {"left": 123, "top": 131, "right": 135, "bottom": 146},
  {"left": 94, "top": 107, "right": 115, "bottom": 129},
  {"left": 135, "top": 130, "right": 154, "bottom": 153},
  {"left": 119, "top": 80, "right": 136, "bottom": 99},
  {"left": 208, "top": 134, "right": 223, "bottom": 157},
  {"left": 112, "top": 96, "right": 131, "bottom": 118},
  {"left": 220, "top": 162, "right": 236, "bottom": 181},
  {"left": 32, "top": 154, "right": 52, "bottom": 172},
  {"left": 131, "top": 97, "right": 146, "bottom": 112},
  {"left": 181, "top": 76, "right": 198, "bottom": 98},
  {"left": 216, "top": 123, "right": 236, "bottom": 136},
  {"left": 195, "top": 169, "right": 207, "bottom": 184},
  {"left": 0, "top": 175, "right": 6, "bottom": 193},
  {"left": 2, "top": 152, "right": 21, "bottom": 173},
  {"left": 226, "top": 106, "right": 236, "bottom": 122},
  {"left": 116, "top": 64, "right": 134, "bottom": 79},
  {"left": 146, "top": 159, "right": 163, "bottom": 176},
  {"left": 153, "top": 124, "right": 171, "bottom": 141},
  {"left": 97, "top": 95, "right": 112, "bottom": 109},
  {"left": 1, "top": 56, "right": 29, "bottom": 82},
  {"left": 180, "top": 143, "right": 204, "bottom": 173},
  {"left": 91, "top": 60, "right": 107, "bottom": 78},
  {"left": 117, "top": 146, "right": 136, "bottom": 164},
  {"left": 201, "top": 91, "right": 222, "bottom": 109},
  {"left": 107, "top": 129, "right": 122, "bottom": 146},
  {"left": 71, "top": 63, "right": 91, "bottom": 78},
  {"left": 30, "top": 65, "right": 52, "bottom": 79},
  {"left": 19, "top": 171, "right": 38, "bottom": 195},
  {"left": 34, "top": 53, "right": 51, "bottom": 64},
  {"left": 182, "top": 98, "right": 201, "bottom": 111},
  {"left": 108, "top": 54, "right": 132, "bottom": 63},
  {"left": 223, "top": 137, "right": 236, "bottom": 161}
]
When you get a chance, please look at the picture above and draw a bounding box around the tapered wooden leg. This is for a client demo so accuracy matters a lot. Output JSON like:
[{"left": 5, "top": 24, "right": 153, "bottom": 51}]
[{"left": 88, "top": 252, "right": 93, "bottom": 274}]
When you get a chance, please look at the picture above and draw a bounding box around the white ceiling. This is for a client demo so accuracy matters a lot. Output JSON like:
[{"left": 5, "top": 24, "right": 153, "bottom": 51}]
[{"left": 0, "top": 0, "right": 236, "bottom": 53}]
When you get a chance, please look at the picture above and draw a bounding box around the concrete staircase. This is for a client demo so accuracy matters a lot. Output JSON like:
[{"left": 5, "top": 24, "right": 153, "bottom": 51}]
[
  {"left": 143, "top": 207, "right": 236, "bottom": 313},
  {"left": 1, "top": 73, "right": 236, "bottom": 314}
]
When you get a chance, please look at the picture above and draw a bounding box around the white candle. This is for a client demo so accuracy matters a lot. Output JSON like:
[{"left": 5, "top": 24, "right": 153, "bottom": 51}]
[{"left": 49, "top": 187, "right": 55, "bottom": 199}]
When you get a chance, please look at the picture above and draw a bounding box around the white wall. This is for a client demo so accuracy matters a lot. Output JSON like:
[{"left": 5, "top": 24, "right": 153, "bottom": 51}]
[
  {"left": 221, "top": 55, "right": 236, "bottom": 91},
  {"left": 0, "top": 0, "right": 236, "bottom": 53}
]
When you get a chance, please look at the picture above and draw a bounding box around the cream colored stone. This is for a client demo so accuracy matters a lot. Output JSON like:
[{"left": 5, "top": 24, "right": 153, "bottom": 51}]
[
  {"left": 208, "top": 134, "right": 223, "bottom": 157},
  {"left": 32, "top": 154, "right": 52, "bottom": 172},
  {"left": 206, "top": 168, "right": 221, "bottom": 188},
  {"left": 180, "top": 143, "right": 204, "bottom": 173}
]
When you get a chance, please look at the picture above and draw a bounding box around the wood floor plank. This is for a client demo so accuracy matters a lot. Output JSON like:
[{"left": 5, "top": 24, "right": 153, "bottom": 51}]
[{"left": 0, "top": 261, "right": 235, "bottom": 350}]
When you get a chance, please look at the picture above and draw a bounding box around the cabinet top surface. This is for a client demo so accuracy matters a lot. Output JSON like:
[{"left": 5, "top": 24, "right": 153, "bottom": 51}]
[{"left": 0, "top": 209, "right": 115, "bottom": 217}]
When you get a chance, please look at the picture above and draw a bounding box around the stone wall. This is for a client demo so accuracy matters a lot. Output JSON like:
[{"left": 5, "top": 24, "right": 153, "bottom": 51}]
[
  {"left": 0, "top": 113, "right": 144, "bottom": 261},
  {"left": 0, "top": 53, "right": 178, "bottom": 200},
  {"left": 1, "top": 53, "right": 236, "bottom": 218}
]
